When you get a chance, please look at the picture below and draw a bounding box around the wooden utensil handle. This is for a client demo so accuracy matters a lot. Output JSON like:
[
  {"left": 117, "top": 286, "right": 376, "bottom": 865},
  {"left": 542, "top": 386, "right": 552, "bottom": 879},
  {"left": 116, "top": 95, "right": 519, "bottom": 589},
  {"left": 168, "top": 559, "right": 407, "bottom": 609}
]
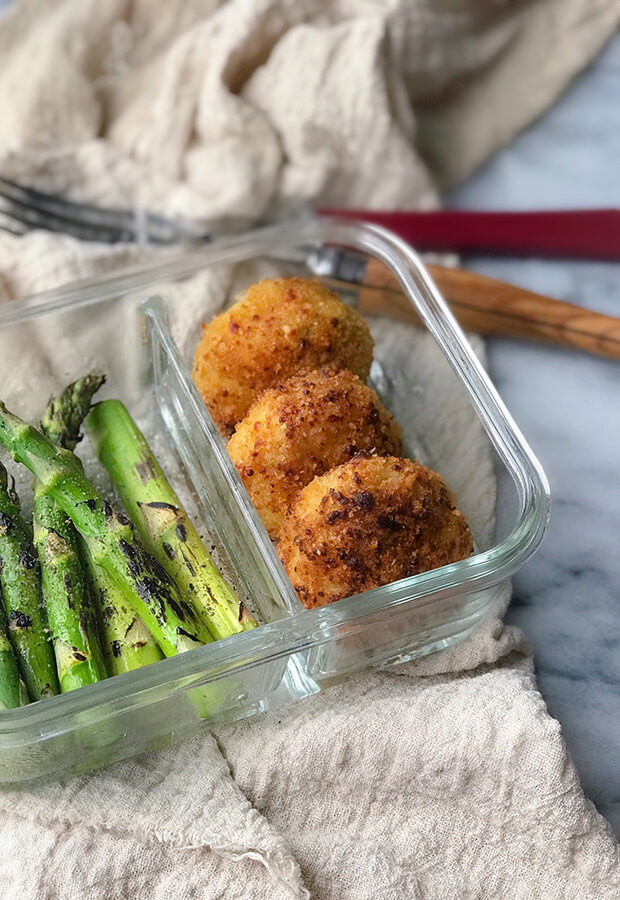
[{"left": 360, "top": 258, "right": 620, "bottom": 360}]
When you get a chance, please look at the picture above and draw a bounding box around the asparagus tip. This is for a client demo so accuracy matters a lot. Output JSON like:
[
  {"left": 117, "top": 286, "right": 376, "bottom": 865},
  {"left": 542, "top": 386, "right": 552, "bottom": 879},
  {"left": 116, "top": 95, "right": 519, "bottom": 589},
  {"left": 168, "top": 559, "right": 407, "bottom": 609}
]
[{"left": 41, "top": 373, "right": 107, "bottom": 451}]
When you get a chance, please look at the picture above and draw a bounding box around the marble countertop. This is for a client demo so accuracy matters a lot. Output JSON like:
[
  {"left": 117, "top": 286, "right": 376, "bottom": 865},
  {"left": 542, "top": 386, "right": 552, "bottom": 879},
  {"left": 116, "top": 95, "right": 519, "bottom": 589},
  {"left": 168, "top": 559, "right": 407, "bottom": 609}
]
[{"left": 448, "top": 35, "right": 620, "bottom": 835}]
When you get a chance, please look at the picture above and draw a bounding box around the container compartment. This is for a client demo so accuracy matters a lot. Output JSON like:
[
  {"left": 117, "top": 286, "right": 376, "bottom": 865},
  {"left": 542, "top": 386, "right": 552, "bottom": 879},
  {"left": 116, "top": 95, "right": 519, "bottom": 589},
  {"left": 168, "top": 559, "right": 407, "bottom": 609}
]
[{"left": 0, "top": 218, "right": 549, "bottom": 782}]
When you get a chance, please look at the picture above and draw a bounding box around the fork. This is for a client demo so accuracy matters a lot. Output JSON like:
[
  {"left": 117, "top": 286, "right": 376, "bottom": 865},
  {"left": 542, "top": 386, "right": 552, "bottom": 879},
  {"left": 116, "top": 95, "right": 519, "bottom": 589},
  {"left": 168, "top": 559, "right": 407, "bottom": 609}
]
[
  {"left": 1, "top": 175, "right": 619, "bottom": 359},
  {"left": 2, "top": 175, "right": 619, "bottom": 258}
]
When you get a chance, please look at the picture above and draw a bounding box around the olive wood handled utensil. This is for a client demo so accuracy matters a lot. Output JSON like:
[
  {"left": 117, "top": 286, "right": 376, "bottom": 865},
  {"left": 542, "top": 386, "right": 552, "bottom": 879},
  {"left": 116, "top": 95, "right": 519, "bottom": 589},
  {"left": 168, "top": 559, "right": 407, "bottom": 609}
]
[{"left": 320, "top": 257, "right": 620, "bottom": 360}]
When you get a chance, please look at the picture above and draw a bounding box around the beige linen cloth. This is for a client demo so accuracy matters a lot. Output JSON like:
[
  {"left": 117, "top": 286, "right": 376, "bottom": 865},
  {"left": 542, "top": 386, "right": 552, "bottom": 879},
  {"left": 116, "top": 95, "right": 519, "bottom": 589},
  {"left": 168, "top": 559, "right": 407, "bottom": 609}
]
[{"left": 0, "top": 1, "right": 619, "bottom": 898}]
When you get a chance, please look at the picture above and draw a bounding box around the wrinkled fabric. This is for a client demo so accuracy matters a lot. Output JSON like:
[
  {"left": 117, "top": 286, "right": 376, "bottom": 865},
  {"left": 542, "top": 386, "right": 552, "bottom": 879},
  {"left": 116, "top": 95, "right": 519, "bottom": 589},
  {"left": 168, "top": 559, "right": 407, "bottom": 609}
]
[
  {"left": 0, "top": 0, "right": 619, "bottom": 897},
  {"left": 0, "top": 0, "right": 618, "bottom": 214}
]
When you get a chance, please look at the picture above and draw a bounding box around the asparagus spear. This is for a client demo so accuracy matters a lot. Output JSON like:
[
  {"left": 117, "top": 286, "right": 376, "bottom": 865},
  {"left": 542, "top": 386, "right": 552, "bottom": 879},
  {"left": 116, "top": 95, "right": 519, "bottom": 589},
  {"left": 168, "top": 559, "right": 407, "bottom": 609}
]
[
  {"left": 34, "top": 375, "right": 107, "bottom": 692},
  {"left": 43, "top": 375, "right": 162, "bottom": 676},
  {"left": 0, "top": 589, "right": 29, "bottom": 709},
  {"left": 0, "top": 401, "right": 212, "bottom": 657},
  {"left": 85, "top": 400, "right": 257, "bottom": 640},
  {"left": 84, "top": 549, "right": 163, "bottom": 675},
  {"left": 0, "top": 460, "right": 59, "bottom": 700}
]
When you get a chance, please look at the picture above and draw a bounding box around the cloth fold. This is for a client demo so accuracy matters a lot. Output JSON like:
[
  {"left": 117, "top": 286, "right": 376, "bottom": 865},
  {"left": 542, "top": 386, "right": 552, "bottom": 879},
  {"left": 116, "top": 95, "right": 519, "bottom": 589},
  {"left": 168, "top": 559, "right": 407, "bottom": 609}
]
[
  {"left": 1, "top": 0, "right": 618, "bottom": 215},
  {"left": 0, "top": 1, "right": 618, "bottom": 897}
]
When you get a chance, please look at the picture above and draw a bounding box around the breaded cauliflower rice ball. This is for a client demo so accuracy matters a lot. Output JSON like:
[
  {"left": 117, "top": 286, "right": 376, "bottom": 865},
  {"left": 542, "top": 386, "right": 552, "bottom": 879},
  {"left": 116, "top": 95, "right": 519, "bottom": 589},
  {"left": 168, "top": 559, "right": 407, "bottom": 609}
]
[
  {"left": 228, "top": 367, "right": 402, "bottom": 540},
  {"left": 192, "top": 277, "right": 374, "bottom": 436},
  {"left": 278, "top": 456, "right": 473, "bottom": 608}
]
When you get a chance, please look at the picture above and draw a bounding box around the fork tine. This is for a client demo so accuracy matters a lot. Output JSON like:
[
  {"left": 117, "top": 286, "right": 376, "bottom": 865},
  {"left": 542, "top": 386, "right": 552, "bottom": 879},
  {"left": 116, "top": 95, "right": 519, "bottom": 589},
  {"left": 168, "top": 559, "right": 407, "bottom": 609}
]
[
  {"left": 0, "top": 177, "right": 208, "bottom": 244},
  {"left": 0, "top": 176, "right": 137, "bottom": 230},
  {"left": 0, "top": 192, "right": 132, "bottom": 243},
  {"left": 0, "top": 215, "right": 28, "bottom": 237},
  {"left": 0, "top": 176, "right": 203, "bottom": 244}
]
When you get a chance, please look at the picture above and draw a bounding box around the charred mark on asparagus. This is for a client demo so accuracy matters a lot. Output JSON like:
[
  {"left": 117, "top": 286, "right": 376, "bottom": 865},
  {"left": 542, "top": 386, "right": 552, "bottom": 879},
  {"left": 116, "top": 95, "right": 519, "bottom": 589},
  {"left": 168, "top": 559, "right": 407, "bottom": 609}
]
[
  {"left": 176, "top": 626, "right": 202, "bottom": 643},
  {"left": 64, "top": 574, "right": 74, "bottom": 607},
  {"left": 9, "top": 610, "right": 32, "bottom": 630},
  {"left": 141, "top": 501, "right": 177, "bottom": 511},
  {"left": 118, "top": 538, "right": 134, "bottom": 562},
  {"left": 0, "top": 512, "right": 13, "bottom": 535},
  {"left": 18, "top": 545, "right": 38, "bottom": 569},
  {"left": 116, "top": 509, "right": 131, "bottom": 528},
  {"left": 162, "top": 541, "right": 175, "bottom": 560}
]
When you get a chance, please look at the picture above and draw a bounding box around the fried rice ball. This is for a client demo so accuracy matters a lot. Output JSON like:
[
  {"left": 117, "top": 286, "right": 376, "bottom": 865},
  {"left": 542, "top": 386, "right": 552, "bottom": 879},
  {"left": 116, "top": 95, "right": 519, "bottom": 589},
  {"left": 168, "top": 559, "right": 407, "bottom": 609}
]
[
  {"left": 278, "top": 456, "right": 473, "bottom": 608},
  {"left": 192, "top": 277, "right": 374, "bottom": 436},
  {"left": 228, "top": 368, "right": 403, "bottom": 540}
]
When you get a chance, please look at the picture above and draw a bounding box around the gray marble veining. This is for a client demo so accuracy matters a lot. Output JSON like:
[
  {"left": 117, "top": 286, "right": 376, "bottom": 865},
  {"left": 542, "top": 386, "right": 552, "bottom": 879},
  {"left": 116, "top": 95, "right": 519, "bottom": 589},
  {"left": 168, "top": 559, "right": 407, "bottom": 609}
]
[{"left": 448, "top": 35, "right": 620, "bottom": 834}]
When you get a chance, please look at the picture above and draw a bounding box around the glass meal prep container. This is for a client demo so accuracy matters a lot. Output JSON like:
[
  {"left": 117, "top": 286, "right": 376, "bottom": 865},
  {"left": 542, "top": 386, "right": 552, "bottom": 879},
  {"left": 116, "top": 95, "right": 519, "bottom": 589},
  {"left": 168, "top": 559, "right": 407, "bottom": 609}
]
[{"left": 0, "top": 217, "right": 550, "bottom": 783}]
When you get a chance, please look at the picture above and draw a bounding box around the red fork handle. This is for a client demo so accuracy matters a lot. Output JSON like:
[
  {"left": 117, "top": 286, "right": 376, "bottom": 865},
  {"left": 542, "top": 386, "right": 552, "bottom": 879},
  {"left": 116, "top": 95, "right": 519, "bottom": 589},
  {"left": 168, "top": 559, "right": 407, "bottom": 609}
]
[{"left": 316, "top": 209, "right": 620, "bottom": 261}]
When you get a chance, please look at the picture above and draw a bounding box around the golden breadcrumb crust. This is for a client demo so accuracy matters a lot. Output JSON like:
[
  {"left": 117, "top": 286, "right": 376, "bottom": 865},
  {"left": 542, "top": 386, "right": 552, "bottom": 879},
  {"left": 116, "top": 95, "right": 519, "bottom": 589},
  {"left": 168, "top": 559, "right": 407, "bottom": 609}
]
[
  {"left": 228, "top": 368, "right": 402, "bottom": 539},
  {"left": 278, "top": 456, "right": 473, "bottom": 608},
  {"left": 192, "top": 277, "right": 373, "bottom": 436}
]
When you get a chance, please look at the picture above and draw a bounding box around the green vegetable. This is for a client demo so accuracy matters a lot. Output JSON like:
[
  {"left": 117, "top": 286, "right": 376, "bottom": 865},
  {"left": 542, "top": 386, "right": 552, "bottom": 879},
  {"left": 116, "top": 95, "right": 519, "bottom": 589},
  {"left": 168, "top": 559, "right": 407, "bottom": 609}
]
[
  {"left": 34, "top": 375, "right": 107, "bottom": 692},
  {"left": 0, "top": 590, "right": 29, "bottom": 710},
  {"left": 0, "top": 460, "right": 59, "bottom": 700},
  {"left": 85, "top": 400, "right": 256, "bottom": 640},
  {"left": 84, "top": 550, "right": 163, "bottom": 675},
  {"left": 0, "top": 401, "right": 212, "bottom": 657}
]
